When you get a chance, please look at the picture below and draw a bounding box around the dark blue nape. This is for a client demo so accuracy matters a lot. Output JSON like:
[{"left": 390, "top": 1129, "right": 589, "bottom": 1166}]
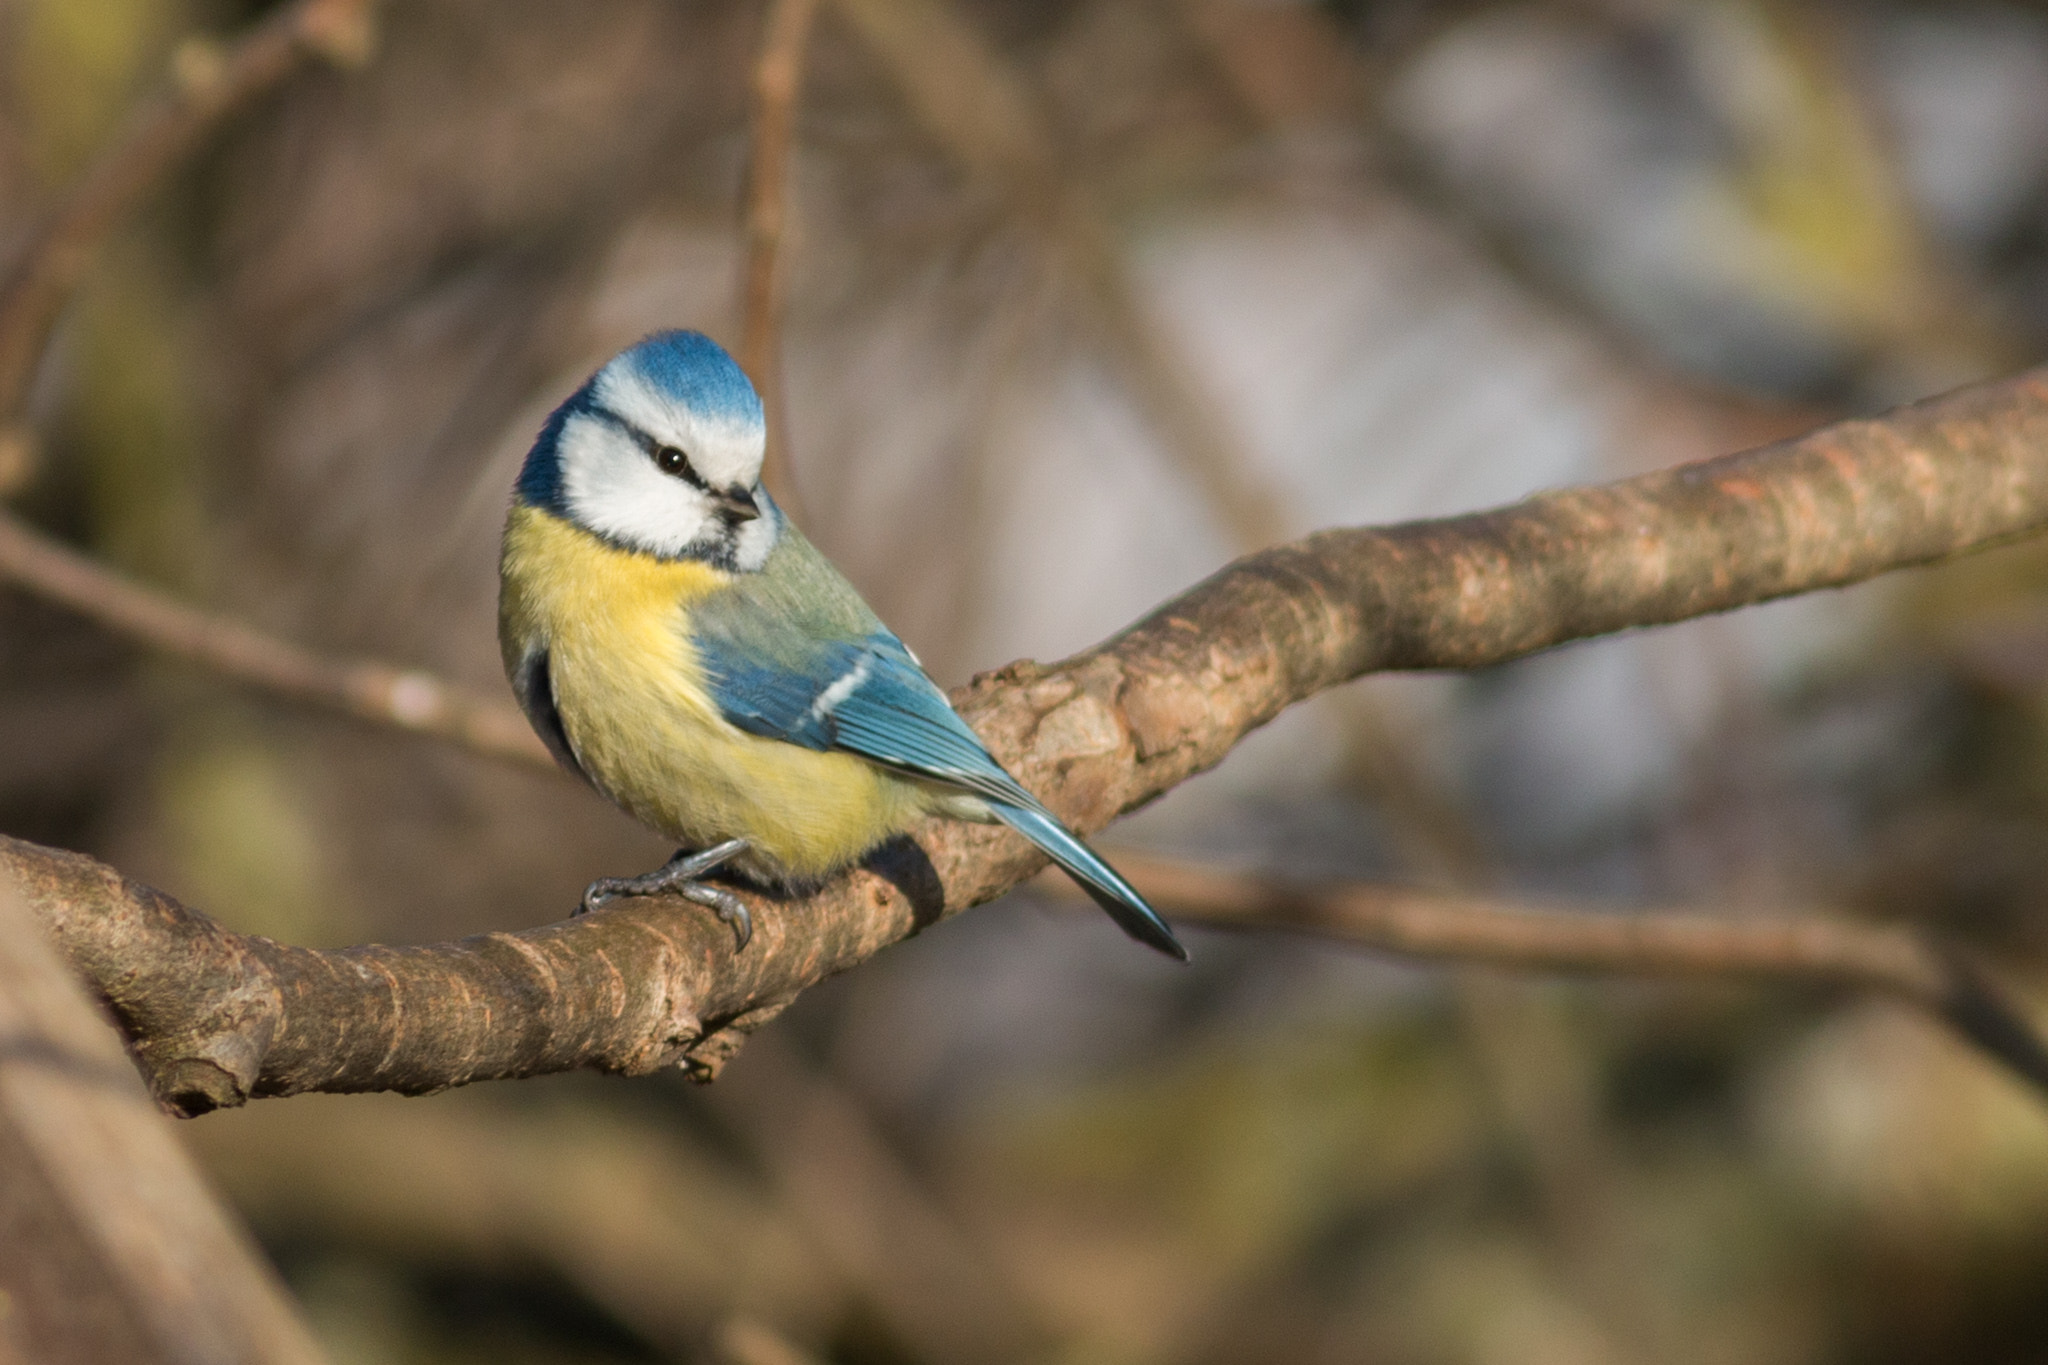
[
  {"left": 512, "top": 331, "right": 761, "bottom": 515},
  {"left": 513, "top": 385, "right": 591, "bottom": 514}
]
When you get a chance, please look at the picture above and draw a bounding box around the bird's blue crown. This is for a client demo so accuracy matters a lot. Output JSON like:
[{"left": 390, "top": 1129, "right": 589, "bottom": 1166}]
[{"left": 516, "top": 330, "right": 763, "bottom": 514}]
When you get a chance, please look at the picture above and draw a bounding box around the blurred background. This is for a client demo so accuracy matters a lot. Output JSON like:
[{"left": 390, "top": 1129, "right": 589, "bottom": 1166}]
[{"left": 6, "top": 0, "right": 2048, "bottom": 1360}]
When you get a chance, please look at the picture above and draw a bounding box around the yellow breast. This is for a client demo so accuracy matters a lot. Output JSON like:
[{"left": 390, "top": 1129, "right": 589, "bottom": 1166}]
[{"left": 498, "top": 505, "right": 928, "bottom": 881}]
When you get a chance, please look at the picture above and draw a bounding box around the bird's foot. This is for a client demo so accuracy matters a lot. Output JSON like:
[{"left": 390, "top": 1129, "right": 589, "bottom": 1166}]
[{"left": 578, "top": 838, "right": 754, "bottom": 949}]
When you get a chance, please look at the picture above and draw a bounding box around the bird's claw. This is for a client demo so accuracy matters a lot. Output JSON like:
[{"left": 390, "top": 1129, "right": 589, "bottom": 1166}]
[
  {"left": 577, "top": 880, "right": 626, "bottom": 916},
  {"left": 574, "top": 839, "right": 753, "bottom": 950},
  {"left": 681, "top": 882, "right": 753, "bottom": 950}
]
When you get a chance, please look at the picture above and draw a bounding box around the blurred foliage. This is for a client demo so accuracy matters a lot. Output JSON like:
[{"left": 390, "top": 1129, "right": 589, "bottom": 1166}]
[
  {"left": 11, "top": 0, "right": 185, "bottom": 181},
  {"left": 9, "top": 0, "right": 2048, "bottom": 1361}
]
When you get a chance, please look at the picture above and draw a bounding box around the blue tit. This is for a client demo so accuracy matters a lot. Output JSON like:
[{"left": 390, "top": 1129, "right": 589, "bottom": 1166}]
[{"left": 498, "top": 329, "right": 1187, "bottom": 960}]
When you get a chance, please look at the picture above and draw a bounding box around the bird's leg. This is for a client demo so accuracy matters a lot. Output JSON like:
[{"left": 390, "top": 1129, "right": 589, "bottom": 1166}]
[{"left": 579, "top": 838, "right": 754, "bottom": 949}]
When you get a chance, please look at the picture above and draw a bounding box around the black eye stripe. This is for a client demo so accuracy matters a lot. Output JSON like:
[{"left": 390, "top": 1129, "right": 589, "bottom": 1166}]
[{"left": 596, "top": 409, "right": 711, "bottom": 490}]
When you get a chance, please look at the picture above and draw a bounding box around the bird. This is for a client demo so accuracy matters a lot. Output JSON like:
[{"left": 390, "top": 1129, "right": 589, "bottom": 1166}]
[{"left": 498, "top": 328, "right": 1187, "bottom": 960}]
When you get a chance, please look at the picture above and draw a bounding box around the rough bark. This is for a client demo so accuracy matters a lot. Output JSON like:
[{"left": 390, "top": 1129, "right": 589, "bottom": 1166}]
[{"left": 10, "top": 366, "right": 2048, "bottom": 1114}]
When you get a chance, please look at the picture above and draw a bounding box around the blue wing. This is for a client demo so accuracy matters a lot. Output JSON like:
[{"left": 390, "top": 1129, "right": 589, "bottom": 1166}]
[
  {"left": 696, "top": 636, "right": 858, "bottom": 753},
  {"left": 694, "top": 626, "right": 1187, "bottom": 960}
]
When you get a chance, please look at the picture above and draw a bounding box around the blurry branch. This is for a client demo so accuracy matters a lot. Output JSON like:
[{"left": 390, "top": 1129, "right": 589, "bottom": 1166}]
[
  {"left": 1073, "top": 852, "right": 2048, "bottom": 1095},
  {"left": 0, "top": 874, "right": 327, "bottom": 1364},
  {"left": 0, "top": 0, "right": 378, "bottom": 482},
  {"left": 738, "top": 0, "right": 822, "bottom": 521},
  {"left": 0, "top": 509, "right": 550, "bottom": 769},
  {"left": 9, "top": 365, "right": 2048, "bottom": 1112},
  {"left": 830, "top": 0, "right": 1293, "bottom": 548},
  {"left": 1177, "top": 0, "right": 1363, "bottom": 133}
]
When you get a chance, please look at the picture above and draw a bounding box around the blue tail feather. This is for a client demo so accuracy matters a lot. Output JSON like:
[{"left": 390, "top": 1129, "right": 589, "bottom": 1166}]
[{"left": 990, "top": 801, "right": 1189, "bottom": 961}]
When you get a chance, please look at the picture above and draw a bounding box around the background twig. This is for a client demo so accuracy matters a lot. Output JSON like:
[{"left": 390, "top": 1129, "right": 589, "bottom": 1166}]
[
  {"left": 739, "top": 0, "right": 822, "bottom": 520},
  {"left": 0, "top": 509, "right": 549, "bottom": 768},
  {"left": 1082, "top": 851, "right": 2048, "bottom": 1094},
  {"left": 0, "top": 0, "right": 379, "bottom": 474}
]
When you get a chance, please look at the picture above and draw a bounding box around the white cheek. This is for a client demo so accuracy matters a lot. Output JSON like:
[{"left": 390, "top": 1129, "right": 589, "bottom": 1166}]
[{"left": 558, "top": 413, "right": 713, "bottom": 557}]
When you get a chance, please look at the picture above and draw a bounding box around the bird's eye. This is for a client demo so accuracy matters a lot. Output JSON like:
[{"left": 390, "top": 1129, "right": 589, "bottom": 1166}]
[{"left": 654, "top": 445, "right": 690, "bottom": 477}]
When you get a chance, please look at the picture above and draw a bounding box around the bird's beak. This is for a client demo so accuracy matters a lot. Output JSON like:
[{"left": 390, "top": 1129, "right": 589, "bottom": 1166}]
[{"left": 714, "top": 487, "right": 760, "bottom": 523}]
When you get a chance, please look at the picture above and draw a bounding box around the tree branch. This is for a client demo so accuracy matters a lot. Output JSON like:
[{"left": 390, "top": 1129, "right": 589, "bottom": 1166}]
[
  {"left": 738, "top": 0, "right": 822, "bottom": 520},
  {"left": 0, "top": 0, "right": 379, "bottom": 455},
  {"left": 0, "top": 508, "right": 550, "bottom": 768},
  {"left": 1078, "top": 852, "right": 2048, "bottom": 1096},
  {"left": 10, "top": 364, "right": 2048, "bottom": 1113}
]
